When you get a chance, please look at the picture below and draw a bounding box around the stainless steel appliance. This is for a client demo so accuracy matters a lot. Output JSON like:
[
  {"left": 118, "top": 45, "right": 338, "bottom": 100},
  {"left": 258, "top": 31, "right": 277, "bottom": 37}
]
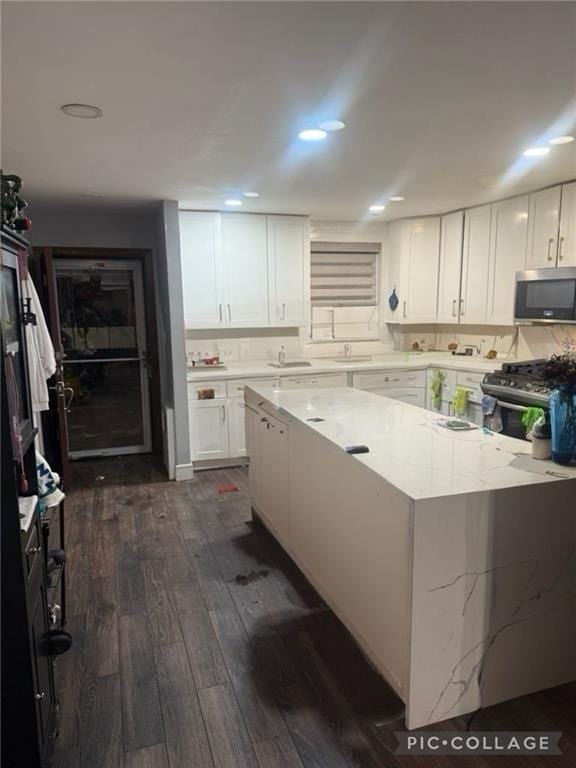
[
  {"left": 514, "top": 267, "right": 576, "bottom": 324},
  {"left": 481, "top": 359, "right": 551, "bottom": 440}
]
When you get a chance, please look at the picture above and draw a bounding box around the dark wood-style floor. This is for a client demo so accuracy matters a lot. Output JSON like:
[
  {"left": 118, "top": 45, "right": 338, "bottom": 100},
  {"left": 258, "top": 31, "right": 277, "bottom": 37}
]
[{"left": 51, "top": 456, "right": 576, "bottom": 768}]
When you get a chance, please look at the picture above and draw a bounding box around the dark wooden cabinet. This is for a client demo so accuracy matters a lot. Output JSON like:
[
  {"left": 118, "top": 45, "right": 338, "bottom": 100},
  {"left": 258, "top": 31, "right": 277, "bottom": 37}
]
[{"left": 1, "top": 227, "right": 57, "bottom": 768}]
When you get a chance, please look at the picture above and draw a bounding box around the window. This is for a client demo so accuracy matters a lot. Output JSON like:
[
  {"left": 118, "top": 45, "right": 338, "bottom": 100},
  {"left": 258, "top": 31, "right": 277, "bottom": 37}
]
[{"left": 310, "top": 241, "right": 380, "bottom": 341}]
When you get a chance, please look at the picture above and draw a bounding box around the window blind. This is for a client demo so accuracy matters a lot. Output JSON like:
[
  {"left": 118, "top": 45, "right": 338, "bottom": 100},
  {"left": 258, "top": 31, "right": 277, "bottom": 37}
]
[{"left": 310, "top": 242, "right": 379, "bottom": 306}]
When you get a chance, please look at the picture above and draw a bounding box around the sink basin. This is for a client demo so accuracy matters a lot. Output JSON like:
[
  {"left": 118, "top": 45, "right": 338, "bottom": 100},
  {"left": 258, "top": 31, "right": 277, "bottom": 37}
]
[
  {"left": 268, "top": 361, "right": 312, "bottom": 369},
  {"left": 331, "top": 356, "right": 372, "bottom": 364}
]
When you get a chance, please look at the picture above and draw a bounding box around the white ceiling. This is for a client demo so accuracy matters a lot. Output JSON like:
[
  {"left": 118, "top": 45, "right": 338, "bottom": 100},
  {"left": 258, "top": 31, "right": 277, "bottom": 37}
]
[{"left": 2, "top": 1, "right": 576, "bottom": 220}]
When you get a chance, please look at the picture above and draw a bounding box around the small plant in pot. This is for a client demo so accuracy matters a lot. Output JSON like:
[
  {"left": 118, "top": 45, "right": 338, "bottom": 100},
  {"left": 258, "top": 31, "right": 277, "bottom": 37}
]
[{"left": 543, "top": 354, "right": 576, "bottom": 465}]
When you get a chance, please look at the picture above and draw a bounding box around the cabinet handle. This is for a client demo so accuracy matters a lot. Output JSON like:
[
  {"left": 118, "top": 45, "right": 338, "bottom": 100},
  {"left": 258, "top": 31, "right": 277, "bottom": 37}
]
[
  {"left": 218, "top": 304, "right": 223, "bottom": 322},
  {"left": 547, "top": 237, "right": 555, "bottom": 262},
  {"left": 460, "top": 298, "right": 465, "bottom": 316},
  {"left": 559, "top": 236, "right": 565, "bottom": 262},
  {"left": 35, "top": 692, "right": 45, "bottom": 701},
  {"left": 452, "top": 299, "right": 457, "bottom": 317},
  {"left": 403, "top": 300, "right": 407, "bottom": 319},
  {"left": 282, "top": 302, "right": 286, "bottom": 320},
  {"left": 227, "top": 304, "right": 232, "bottom": 322},
  {"left": 221, "top": 406, "right": 226, "bottom": 422}
]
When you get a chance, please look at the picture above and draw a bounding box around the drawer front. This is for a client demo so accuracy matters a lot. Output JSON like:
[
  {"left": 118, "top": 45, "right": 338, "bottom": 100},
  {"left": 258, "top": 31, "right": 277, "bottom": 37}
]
[
  {"left": 25, "top": 522, "right": 43, "bottom": 581},
  {"left": 188, "top": 380, "right": 227, "bottom": 400},
  {"left": 353, "top": 369, "right": 426, "bottom": 391},
  {"left": 456, "top": 370, "right": 485, "bottom": 403},
  {"left": 371, "top": 387, "right": 426, "bottom": 408},
  {"left": 281, "top": 372, "right": 348, "bottom": 389},
  {"left": 227, "top": 377, "right": 279, "bottom": 397}
]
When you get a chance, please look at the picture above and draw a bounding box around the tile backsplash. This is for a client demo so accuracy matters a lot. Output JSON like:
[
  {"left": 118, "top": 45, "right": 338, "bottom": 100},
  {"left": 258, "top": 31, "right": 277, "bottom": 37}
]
[{"left": 185, "top": 323, "right": 576, "bottom": 363}]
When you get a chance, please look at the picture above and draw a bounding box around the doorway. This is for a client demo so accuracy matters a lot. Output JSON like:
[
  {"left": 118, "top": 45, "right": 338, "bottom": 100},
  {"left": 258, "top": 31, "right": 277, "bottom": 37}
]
[{"left": 52, "top": 258, "right": 152, "bottom": 458}]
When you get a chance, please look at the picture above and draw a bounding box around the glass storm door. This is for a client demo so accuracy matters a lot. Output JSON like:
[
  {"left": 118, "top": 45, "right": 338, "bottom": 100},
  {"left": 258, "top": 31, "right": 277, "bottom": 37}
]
[{"left": 53, "top": 259, "right": 151, "bottom": 458}]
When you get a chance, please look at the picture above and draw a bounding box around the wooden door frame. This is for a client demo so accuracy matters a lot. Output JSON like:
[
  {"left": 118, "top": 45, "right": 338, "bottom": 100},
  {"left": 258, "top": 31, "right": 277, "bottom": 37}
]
[{"left": 32, "top": 246, "right": 163, "bottom": 460}]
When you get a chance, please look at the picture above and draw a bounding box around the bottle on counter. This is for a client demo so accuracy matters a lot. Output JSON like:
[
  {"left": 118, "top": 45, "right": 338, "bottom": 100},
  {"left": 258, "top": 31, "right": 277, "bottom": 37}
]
[{"left": 531, "top": 417, "right": 552, "bottom": 460}]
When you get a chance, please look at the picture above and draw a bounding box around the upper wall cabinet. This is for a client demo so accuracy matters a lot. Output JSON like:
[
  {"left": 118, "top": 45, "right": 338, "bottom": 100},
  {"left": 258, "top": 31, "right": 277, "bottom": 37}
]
[
  {"left": 395, "top": 218, "right": 441, "bottom": 323},
  {"left": 559, "top": 182, "right": 576, "bottom": 266},
  {"left": 436, "top": 211, "right": 464, "bottom": 324},
  {"left": 526, "top": 186, "right": 561, "bottom": 268},
  {"left": 180, "top": 211, "right": 222, "bottom": 329},
  {"left": 487, "top": 195, "right": 528, "bottom": 325},
  {"left": 460, "top": 205, "right": 492, "bottom": 324},
  {"left": 180, "top": 211, "right": 309, "bottom": 329},
  {"left": 221, "top": 214, "right": 269, "bottom": 327},
  {"left": 267, "top": 215, "right": 309, "bottom": 326}
]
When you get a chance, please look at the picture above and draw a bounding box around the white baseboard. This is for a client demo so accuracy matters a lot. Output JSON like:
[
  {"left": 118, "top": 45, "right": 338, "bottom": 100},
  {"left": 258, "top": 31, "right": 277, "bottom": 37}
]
[{"left": 174, "top": 463, "right": 194, "bottom": 481}]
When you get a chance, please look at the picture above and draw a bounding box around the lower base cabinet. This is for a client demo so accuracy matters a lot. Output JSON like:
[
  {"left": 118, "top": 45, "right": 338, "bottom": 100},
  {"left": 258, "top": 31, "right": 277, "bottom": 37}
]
[
  {"left": 189, "top": 399, "right": 229, "bottom": 461},
  {"left": 228, "top": 397, "right": 247, "bottom": 457}
]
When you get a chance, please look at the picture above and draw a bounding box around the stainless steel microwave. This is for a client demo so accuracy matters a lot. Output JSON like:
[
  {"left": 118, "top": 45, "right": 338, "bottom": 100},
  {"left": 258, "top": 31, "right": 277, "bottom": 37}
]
[{"left": 514, "top": 267, "right": 576, "bottom": 324}]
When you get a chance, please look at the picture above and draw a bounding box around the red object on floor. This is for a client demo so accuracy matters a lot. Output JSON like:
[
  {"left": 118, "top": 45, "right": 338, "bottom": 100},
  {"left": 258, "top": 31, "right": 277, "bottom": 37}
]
[{"left": 217, "top": 483, "right": 238, "bottom": 494}]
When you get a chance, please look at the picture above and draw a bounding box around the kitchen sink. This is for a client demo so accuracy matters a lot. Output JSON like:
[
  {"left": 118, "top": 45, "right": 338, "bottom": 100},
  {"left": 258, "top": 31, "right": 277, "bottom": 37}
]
[
  {"left": 267, "top": 361, "right": 312, "bottom": 368},
  {"left": 331, "top": 356, "right": 372, "bottom": 363}
]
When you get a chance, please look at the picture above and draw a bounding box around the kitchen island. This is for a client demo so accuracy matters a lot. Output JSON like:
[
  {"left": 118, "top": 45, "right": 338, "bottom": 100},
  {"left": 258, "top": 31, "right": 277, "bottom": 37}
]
[{"left": 245, "top": 385, "right": 576, "bottom": 729}]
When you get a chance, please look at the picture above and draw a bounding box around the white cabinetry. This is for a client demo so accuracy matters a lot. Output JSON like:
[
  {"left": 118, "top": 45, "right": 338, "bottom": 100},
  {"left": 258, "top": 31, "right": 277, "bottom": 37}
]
[
  {"left": 487, "top": 195, "right": 528, "bottom": 325},
  {"left": 436, "top": 211, "right": 464, "bottom": 324},
  {"left": 559, "top": 182, "right": 576, "bottom": 266},
  {"left": 180, "top": 212, "right": 222, "bottom": 328},
  {"left": 526, "top": 186, "right": 561, "bottom": 268},
  {"left": 188, "top": 399, "right": 229, "bottom": 461},
  {"left": 221, "top": 214, "right": 269, "bottom": 327},
  {"left": 399, "top": 219, "right": 441, "bottom": 323},
  {"left": 460, "top": 205, "right": 492, "bottom": 324},
  {"left": 281, "top": 372, "right": 348, "bottom": 390},
  {"left": 353, "top": 369, "right": 426, "bottom": 408},
  {"left": 180, "top": 211, "right": 309, "bottom": 330},
  {"left": 228, "top": 398, "right": 247, "bottom": 457},
  {"left": 256, "top": 412, "right": 290, "bottom": 546},
  {"left": 267, "top": 216, "right": 309, "bottom": 326}
]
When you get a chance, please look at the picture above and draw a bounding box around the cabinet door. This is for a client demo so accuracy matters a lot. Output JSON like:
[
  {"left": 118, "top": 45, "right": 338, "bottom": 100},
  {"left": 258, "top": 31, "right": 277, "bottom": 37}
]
[
  {"left": 437, "top": 212, "right": 464, "bottom": 323},
  {"left": 559, "top": 182, "right": 576, "bottom": 267},
  {"left": 401, "top": 219, "right": 441, "bottom": 323},
  {"left": 180, "top": 211, "right": 223, "bottom": 328},
  {"left": 281, "top": 372, "right": 348, "bottom": 389},
  {"left": 267, "top": 216, "right": 308, "bottom": 326},
  {"left": 461, "top": 205, "right": 491, "bottom": 324},
  {"left": 189, "top": 400, "right": 229, "bottom": 461},
  {"left": 221, "top": 214, "right": 269, "bottom": 327},
  {"left": 245, "top": 403, "right": 262, "bottom": 506},
  {"left": 258, "top": 413, "right": 290, "bottom": 545},
  {"left": 526, "top": 186, "right": 561, "bottom": 268},
  {"left": 487, "top": 196, "right": 528, "bottom": 325},
  {"left": 228, "top": 397, "right": 247, "bottom": 457}
]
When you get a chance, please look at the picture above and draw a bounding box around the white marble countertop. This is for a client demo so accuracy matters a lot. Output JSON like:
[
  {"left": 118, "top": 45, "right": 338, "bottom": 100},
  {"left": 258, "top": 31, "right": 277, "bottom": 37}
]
[
  {"left": 187, "top": 352, "right": 504, "bottom": 382},
  {"left": 246, "top": 385, "right": 576, "bottom": 501}
]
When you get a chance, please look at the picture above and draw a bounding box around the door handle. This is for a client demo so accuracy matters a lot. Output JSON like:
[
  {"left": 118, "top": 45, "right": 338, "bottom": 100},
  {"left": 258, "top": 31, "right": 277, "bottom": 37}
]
[
  {"left": 403, "top": 301, "right": 407, "bottom": 319},
  {"left": 460, "top": 298, "right": 465, "bottom": 316},
  {"left": 282, "top": 302, "right": 286, "bottom": 320},
  {"left": 227, "top": 304, "right": 232, "bottom": 322},
  {"left": 547, "top": 237, "right": 555, "bottom": 262},
  {"left": 64, "top": 386, "right": 74, "bottom": 413},
  {"left": 218, "top": 304, "right": 223, "bottom": 322},
  {"left": 221, "top": 405, "right": 226, "bottom": 422},
  {"left": 559, "top": 236, "right": 565, "bottom": 262},
  {"left": 452, "top": 299, "right": 457, "bottom": 317}
]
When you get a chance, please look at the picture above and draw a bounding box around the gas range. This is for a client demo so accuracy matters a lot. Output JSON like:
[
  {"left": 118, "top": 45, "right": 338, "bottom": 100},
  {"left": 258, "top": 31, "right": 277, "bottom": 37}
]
[{"left": 481, "top": 359, "right": 552, "bottom": 408}]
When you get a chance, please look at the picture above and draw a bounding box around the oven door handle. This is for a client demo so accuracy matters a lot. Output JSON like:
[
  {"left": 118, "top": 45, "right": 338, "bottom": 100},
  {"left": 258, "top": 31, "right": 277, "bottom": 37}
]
[{"left": 496, "top": 399, "right": 531, "bottom": 413}]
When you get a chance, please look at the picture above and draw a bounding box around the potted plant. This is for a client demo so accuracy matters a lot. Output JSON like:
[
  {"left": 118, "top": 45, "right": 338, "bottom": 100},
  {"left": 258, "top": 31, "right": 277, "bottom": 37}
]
[{"left": 543, "top": 353, "right": 576, "bottom": 464}]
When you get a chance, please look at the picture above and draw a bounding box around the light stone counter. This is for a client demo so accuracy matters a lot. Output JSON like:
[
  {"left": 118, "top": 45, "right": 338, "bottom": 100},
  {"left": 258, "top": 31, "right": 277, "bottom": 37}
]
[{"left": 245, "top": 385, "right": 576, "bottom": 730}]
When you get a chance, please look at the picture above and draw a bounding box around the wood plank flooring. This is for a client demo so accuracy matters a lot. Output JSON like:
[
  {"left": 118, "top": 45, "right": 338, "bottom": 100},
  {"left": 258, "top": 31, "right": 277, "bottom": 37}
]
[{"left": 51, "top": 456, "right": 576, "bottom": 768}]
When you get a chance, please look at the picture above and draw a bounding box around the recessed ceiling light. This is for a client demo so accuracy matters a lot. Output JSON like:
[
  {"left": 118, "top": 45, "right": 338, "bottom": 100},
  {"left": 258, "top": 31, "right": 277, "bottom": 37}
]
[
  {"left": 369, "top": 204, "right": 386, "bottom": 213},
  {"left": 389, "top": 196, "right": 405, "bottom": 202},
  {"left": 244, "top": 192, "right": 260, "bottom": 198},
  {"left": 61, "top": 103, "right": 103, "bottom": 119},
  {"left": 549, "top": 135, "right": 575, "bottom": 145},
  {"left": 225, "top": 199, "right": 243, "bottom": 207},
  {"left": 523, "top": 147, "right": 551, "bottom": 157},
  {"left": 318, "top": 120, "right": 346, "bottom": 132},
  {"left": 298, "top": 128, "right": 327, "bottom": 141}
]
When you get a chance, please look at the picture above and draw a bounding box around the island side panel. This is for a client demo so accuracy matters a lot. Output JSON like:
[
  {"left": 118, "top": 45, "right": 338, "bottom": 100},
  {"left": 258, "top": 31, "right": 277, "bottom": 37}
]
[
  {"left": 407, "top": 484, "right": 576, "bottom": 730},
  {"left": 288, "top": 419, "right": 413, "bottom": 699}
]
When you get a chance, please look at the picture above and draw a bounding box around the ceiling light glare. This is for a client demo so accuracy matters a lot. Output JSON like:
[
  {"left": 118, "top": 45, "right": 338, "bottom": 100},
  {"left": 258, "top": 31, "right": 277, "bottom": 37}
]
[
  {"left": 318, "top": 120, "right": 346, "bottom": 132},
  {"left": 369, "top": 204, "right": 386, "bottom": 213},
  {"left": 549, "top": 136, "right": 575, "bottom": 145},
  {"left": 523, "top": 147, "right": 551, "bottom": 157},
  {"left": 225, "top": 199, "right": 243, "bottom": 207},
  {"left": 243, "top": 192, "right": 260, "bottom": 198},
  {"left": 298, "top": 128, "right": 328, "bottom": 141},
  {"left": 389, "top": 196, "right": 405, "bottom": 202}
]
